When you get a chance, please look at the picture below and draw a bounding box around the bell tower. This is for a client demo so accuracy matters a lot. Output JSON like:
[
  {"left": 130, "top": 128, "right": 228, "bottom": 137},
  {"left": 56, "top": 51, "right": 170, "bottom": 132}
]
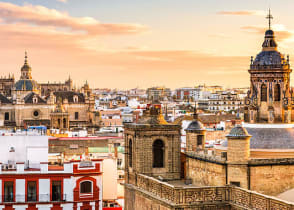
[
  {"left": 124, "top": 102, "right": 181, "bottom": 181},
  {"left": 20, "top": 52, "right": 32, "bottom": 80},
  {"left": 245, "top": 10, "right": 292, "bottom": 123}
]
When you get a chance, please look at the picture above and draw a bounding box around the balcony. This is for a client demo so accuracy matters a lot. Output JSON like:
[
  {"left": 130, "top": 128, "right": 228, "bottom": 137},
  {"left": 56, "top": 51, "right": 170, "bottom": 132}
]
[{"left": 1, "top": 194, "right": 67, "bottom": 203}]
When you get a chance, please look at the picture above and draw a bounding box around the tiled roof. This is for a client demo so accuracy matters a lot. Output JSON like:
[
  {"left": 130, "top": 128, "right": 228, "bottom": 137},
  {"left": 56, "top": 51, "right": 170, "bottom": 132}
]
[
  {"left": 53, "top": 91, "right": 85, "bottom": 103},
  {"left": 24, "top": 92, "right": 46, "bottom": 104},
  {"left": 0, "top": 93, "right": 11, "bottom": 104},
  {"left": 222, "top": 127, "right": 294, "bottom": 149}
]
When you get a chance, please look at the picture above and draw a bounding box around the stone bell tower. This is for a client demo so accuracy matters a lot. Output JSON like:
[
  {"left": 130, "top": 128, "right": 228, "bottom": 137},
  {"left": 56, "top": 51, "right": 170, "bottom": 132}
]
[
  {"left": 124, "top": 102, "right": 181, "bottom": 181},
  {"left": 244, "top": 10, "right": 293, "bottom": 123},
  {"left": 185, "top": 106, "right": 206, "bottom": 152}
]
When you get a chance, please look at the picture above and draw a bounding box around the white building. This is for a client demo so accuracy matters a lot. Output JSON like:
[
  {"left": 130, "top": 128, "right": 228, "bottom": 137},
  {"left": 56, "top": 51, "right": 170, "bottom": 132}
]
[{"left": 0, "top": 132, "right": 103, "bottom": 210}]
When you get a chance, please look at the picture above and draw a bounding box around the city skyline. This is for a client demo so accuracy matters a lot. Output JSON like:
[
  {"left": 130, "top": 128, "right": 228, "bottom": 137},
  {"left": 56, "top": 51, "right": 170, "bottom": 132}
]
[{"left": 0, "top": 0, "right": 294, "bottom": 88}]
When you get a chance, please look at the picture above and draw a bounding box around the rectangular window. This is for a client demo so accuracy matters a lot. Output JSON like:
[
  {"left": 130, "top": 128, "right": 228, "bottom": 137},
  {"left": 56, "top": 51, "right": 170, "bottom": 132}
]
[
  {"left": 52, "top": 181, "right": 62, "bottom": 201},
  {"left": 4, "top": 112, "right": 9, "bottom": 121},
  {"left": 75, "top": 112, "right": 79, "bottom": 120},
  {"left": 27, "top": 181, "right": 37, "bottom": 202},
  {"left": 4, "top": 181, "right": 14, "bottom": 202},
  {"left": 230, "top": 181, "right": 240, "bottom": 187},
  {"left": 197, "top": 135, "right": 203, "bottom": 146}
]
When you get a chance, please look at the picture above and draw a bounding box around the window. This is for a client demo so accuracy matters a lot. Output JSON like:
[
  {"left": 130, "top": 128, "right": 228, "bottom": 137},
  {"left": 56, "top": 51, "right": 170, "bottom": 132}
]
[
  {"left": 197, "top": 135, "right": 203, "bottom": 146},
  {"left": 63, "top": 118, "right": 67, "bottom": 129},
  {"left": 274, "top": 84, "right": 281, "bottom": 101},
  {"left": 33, "top": 96, "right": 38, "bottom": 104},
  {"left": 27, "top": 181, "right": 37, "bottom": 201},
  {"left": 75, "top": 112, "right": 79, "bottom": 120},
  {"left": 52, "top": 181, "right": 62, "bottom": 201},
  {"left": 80, "top": 181, "right": 92, "bottom": 194},
  {"left": 73, "top": 95, "right": 78, "bottom": 103},
  {"left": 230, "top": 181, "right": 240, "bottom": 187},
  {"left": 129, "top": 139, "right": 133, "bottom": 167},
  {"left": 153, "top": 139, "right": 164, "bottom": 168},
  {"left": 4, "top": 181, "right": 14, "bottom": 202},
  {"left": 261, "top": 84, "right": 267, "bottom": 102},
  {"left": 4, "top": 112, "right": 9, "bottom": 121},
  {"left": 33, "top": 110, "right": 39, "bottom": 117}
]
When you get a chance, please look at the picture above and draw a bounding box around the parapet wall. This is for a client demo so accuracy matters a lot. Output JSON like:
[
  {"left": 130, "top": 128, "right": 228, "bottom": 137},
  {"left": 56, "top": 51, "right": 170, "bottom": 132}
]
[{"left": 125, "top": 173, "right": 294, "bottom": 209}]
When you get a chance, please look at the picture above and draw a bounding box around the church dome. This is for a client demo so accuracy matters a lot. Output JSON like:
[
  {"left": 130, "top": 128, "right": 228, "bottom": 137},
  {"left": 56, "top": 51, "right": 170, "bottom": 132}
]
[
  {"left": 186, "top": 120, "right": 204, "bottom": 131},
  {"left": 251, "top": 28, "right": 289, "bottom": 67},
  {"left": 253, "top": 51, "right": 285, "bottom": 66},
  {"left": 15, "top": 79, "right": 39, "bottom": 91}
]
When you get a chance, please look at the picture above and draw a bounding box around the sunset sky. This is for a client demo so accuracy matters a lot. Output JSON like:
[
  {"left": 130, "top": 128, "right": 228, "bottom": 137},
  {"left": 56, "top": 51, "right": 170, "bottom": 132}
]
[{"left": 1, "top": 0, "right": 294, "bottom": 89}]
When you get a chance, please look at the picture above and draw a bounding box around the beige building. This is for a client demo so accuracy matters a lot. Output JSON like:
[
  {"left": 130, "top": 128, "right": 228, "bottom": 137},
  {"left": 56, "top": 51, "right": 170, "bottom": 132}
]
[{"left": 0, "top": 53, "right": 100, "bottom": 130}]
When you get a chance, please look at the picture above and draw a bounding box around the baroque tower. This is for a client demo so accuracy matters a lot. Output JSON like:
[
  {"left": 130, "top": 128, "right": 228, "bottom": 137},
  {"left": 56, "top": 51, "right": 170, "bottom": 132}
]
[{"left": 244, "top": 10, "right": 293, "bottom": 123}]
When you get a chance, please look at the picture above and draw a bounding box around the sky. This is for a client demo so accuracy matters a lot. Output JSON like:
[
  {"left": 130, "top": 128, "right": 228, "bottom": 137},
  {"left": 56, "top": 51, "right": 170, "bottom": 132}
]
[{"left": 0, "top": 0, "right": 294, "bottom": 89}]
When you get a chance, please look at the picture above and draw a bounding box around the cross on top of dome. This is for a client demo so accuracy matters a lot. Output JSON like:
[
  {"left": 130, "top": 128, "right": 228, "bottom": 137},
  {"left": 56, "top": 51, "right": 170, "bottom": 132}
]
[{"left": 266, "top": 8, "right": 273, "bottom": 30}]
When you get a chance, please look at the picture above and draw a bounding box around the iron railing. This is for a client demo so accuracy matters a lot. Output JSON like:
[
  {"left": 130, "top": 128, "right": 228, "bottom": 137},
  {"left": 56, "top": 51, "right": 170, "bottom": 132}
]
[{"left": 2, "top": 194, "right": 67, "bottom": 203}]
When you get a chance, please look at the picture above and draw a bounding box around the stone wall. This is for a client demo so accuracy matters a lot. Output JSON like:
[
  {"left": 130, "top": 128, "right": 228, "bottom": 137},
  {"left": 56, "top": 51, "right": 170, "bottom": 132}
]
[
  {"left": 249, "top": 159, "right": 294, "bottom": 195},
  {"left": 206, "top": 130, "right": 230, "bottom": 141},
  {"left": 124, "top": 173, "right": 294, "bottom": 210},
  {"left": 186, "top": 154, "right": 226, "bottom": 186},
  {"left": 186, "top": 152, "right": 294, "bottom": 196}
]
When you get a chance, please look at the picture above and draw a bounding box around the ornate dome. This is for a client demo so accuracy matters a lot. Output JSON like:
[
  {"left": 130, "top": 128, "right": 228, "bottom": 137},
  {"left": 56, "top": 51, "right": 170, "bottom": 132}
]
[
  {"left": 253, "top": 51, "right": 285, "bottom": 66},
  {"left": 15, "top": 79, "right": 39, "bottom": 91},
  {"left": 251, "top": 28, "right": 289, "bottom": 67}
]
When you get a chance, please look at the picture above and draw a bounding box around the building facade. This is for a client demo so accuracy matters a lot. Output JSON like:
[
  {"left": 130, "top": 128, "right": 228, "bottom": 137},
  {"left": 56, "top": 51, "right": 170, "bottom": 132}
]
[
  {"left": 0, "top": 53, "right": 100, "bottom": 130},
  {"left": 0, "top": 134, "right": 102, "bottom": 210}
]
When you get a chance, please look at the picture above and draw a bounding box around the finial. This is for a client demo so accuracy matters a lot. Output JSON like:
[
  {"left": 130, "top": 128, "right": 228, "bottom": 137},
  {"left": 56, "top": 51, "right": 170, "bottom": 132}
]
[
  {"left": 266, "top": 8, "right": 273, "bottom": 30},
  {"left": 24, "top": 51, "right": 28, "bottom": 65},
  {"left": 193, "top": 102, "right": 198, "bottom": 120}
]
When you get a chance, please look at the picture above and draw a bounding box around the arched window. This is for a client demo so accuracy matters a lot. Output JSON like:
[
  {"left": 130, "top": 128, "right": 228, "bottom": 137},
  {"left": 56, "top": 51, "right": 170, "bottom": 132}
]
[
  {"left": 274, "top": 84, "right": 281, "bottom": 101},
  {"left": 261, "top": 84, "right": 267, "bottom": 102},
  {"left": 80, "top": 181, "right": 92, "bottom": 194},
  {"left": 153, "top": 139, "right": 164, "bottom": 168},
  {"left": 129, "top": 139, "right": 132, "bottom": 167},
  {"left": 73, "top": 95, "right": 78, "bottom": 103}
]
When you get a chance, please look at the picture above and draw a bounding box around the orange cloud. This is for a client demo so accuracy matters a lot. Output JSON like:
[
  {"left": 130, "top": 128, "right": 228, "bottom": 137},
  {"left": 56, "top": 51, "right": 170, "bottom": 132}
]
[
  {"left": 217, "top": 10, "right": 265, "bottom": 16},
  {"left": 241, "top": 25, "right": 294, "bottom": 42},
  {"left": 0, "top": 2, "right": 147, "bottom": 35}
]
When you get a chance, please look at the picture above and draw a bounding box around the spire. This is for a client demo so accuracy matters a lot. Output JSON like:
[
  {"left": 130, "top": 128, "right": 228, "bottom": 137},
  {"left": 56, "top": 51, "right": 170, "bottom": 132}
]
[
  {"left": 193, "top": 102, "right": 198, "bottom": 120},
  {"left": 24, "top": 51, "right": 28, "bottom": 65},
  {"left": 262, "top": 9, "right": 277, "bottom": 51},
  {"left": 266, "top": 8, "right": 273, "bottom": 30}
]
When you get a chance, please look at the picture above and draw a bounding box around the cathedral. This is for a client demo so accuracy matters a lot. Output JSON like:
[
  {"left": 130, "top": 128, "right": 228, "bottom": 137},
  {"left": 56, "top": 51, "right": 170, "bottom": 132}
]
[
  {"left": 0, "top": 53, "right": 100, "bottom": 130},
  {"left": 244, "top": 11, "right": 293, "bottom": 123},
  {"left": 124, "top": 11, "right": 294, "bottom": 210}
]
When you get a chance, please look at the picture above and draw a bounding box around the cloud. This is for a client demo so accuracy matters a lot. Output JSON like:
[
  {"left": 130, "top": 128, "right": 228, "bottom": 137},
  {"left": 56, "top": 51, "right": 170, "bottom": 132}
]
[
  {"left": 217, "top": 10, "right": 265, "bottom": 16},
  {"left": 241, "top": 25, "right": 294, "bottom": 42},
  {"left": 57, "top": 0, "right": 67, "bottom": 3},
  {"left": 0, "top": 2, "right": 147, "bottom": 36}
]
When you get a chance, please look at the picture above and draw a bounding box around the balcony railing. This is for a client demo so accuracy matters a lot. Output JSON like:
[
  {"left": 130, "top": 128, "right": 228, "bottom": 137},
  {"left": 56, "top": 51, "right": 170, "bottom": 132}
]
[{"left": 2, "top": 194, "right": 67, "bottom": 203}]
